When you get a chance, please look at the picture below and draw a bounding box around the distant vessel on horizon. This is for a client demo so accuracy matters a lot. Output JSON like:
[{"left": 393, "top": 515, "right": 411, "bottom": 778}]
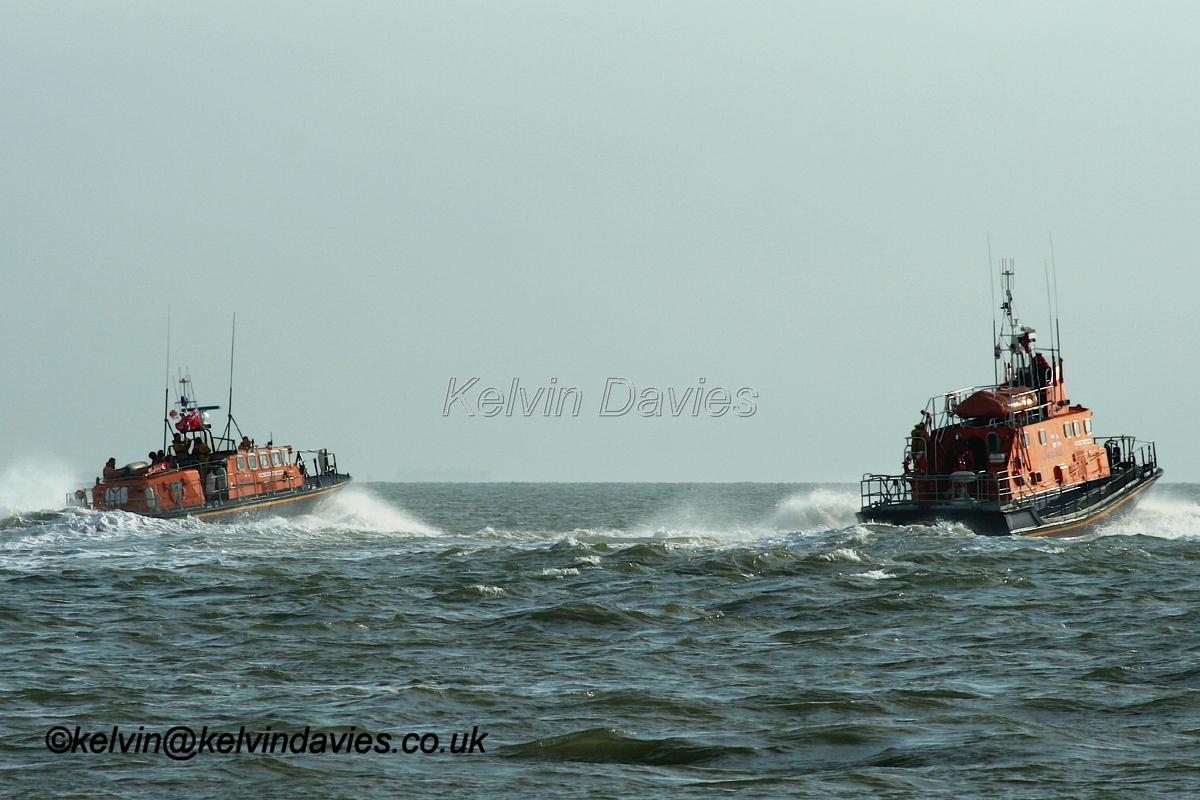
[{"left": 858, "top": 259, "right": 1161, "bottom": 538}]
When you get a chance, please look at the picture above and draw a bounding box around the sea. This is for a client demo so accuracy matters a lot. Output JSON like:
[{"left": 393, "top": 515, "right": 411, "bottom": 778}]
[{"left": 2, "top": 478, "right": 1200, "bottom": 799}]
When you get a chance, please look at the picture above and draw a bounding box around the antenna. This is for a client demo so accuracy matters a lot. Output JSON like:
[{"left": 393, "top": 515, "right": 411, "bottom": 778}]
[
  {"left": 988, "top": 233, "right": 997, "bottom": 385},
  {"left": 226, "top": 313, "right": 236, "bottom": 429},
  {"left": 1043, "top": 258, "right": 1054, "bottom": 353},
  {"left": 1049, "top": 232, "right": 1062, "bottom": 360},
  {"left": 221, "top": 313, "right": 243, "bottom": 445},
  {"left": 162, "top": 305, "right": 171, "bottom": 452}
]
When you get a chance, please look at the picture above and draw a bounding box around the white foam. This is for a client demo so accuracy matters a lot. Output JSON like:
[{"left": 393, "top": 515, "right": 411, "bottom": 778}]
[
  {"left": 0, "top": 507, "right": 197, "bottom": 572},
  {"left": 819, "top": 547, "right": 864, "bottom": 563},
  {"left": 1095, "top": 492, "right": 1200, "bottom": 540},
  {"left": 626, "top": 518, "right": 764, "bottom": 544},
  {"left": 540, "top": 567, "right": 580, "bottom": 578},
  {"left": 0, "top": 460, "right": 80, "bottom": 518},
  {"left": 470, "top": 527, "right": 625, "bottom": 544},
  {"left": 857, "top": 569, "right": 893, "bottom": 580},
  {"left": 768, "top": 487, "right": 861, "bottom": 532},
  {"left": 298, "top": 486, "right": 441, "bottom": 535}
]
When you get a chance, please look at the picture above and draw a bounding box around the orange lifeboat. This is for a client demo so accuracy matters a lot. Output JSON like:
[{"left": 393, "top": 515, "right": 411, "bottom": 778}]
[
  {"left": 858, "top": 258, "right": 1161, "bottom": 538},
  {"left": 69, "top": 373, "right": 351, "bottom": 521}
]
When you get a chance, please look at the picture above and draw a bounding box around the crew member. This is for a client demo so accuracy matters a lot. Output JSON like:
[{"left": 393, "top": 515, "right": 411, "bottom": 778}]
[
  {"left": 910, "top": 421, "right": 929, "bottom": 453},
  {"left": 954, "top": 435, "right": 970, "bottom": 472},
  {"left": 171, "top": 433, "right": 190, "bottom": 461},
  {"left": 102, "top": 458, "right": 120, "bottom": 479},
  {"left": 1033, "top": 352, "right": 1052, "bottom": 388},
  {"left": 192, "top": 436, "right": 212, "bottom": 464}
]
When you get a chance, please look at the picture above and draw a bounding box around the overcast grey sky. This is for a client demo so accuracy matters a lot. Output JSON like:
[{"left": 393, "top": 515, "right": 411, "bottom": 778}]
[{"left": 2, "top": 2, "right": 1197, "bottom": 483}]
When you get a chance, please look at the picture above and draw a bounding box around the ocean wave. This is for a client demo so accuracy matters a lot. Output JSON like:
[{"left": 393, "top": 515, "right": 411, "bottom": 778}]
[
  {"left": 498, "top": 727, "right": 752, "bottom": 765},
  {"left": 818, "top": 547, "right": 864, "bottom": 563},
  {"left": 1095, "top": 492, "right": 1200, "bottom": 540},
  {"left": 0, "top": 460, "right": 80, "bottom": 519},
  {"left": 294, "top": 485, "right": 441, "bottom": 536},
  {"left": 767, "top": 487, "right": 861, "bottom": 532}
]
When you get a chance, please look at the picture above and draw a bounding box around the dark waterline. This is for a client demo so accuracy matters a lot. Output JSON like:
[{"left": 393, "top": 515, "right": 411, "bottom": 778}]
[{"left": 2, "top": 483, "right": 1198, "bottom": 798}]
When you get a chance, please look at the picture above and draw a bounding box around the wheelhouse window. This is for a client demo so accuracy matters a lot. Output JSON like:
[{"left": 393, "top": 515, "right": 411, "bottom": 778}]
[
  {"left": 1073, "top": 421, "right": 1081, "bottom": 437},
  {"left": 272, "top": 451, "right": 283, "bottom": 467},
  {"left": 1021, "top": 432, "right": 1030, "bottom": 448},
  {"left": 1038, "top": 429, "right": 1047, "bottom": 445},
  {"left": 1083, "top": 419, "right": 1092, "bottom": 434},
  {"left": 1063, "top": 422, "right": 1072, "bottom": 437},
  {"left": 237, "top": 456, "right": 245, "bottom": 471},
  {"left": 248, "top": 453, "right": 258, "bottom": 470}
]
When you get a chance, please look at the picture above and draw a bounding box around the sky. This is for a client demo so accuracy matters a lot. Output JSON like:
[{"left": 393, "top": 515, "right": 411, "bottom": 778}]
[{"left": 1, "top": 2, "right": 1198, "bottom": 483}]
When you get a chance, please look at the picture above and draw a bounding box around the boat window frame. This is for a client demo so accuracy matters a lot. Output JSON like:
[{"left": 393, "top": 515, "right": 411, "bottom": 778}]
[
  {"left": 272, "top": 451, "right": 283, "bottom": 467},
  {"left": 237, "top": 456, "right": 245, "bottom": 471},
  {"left": 1073, "top": 420, "right": 1081, "bottom": 437},
  {"left": 1084, "top": 418, "right": 1092, "bottom": 434},
  {"left": 1038, "top": 429, "right": 1047, "bottom": 445},
  {"left": 1063, "top": 422, "right": 1072, "bottom": 437},
  {"left": 1021, "top": 432, "right": 1030, "bottom": 448},
  {"left": 248, "top": 453, "right": 258, "bottom": 470}
]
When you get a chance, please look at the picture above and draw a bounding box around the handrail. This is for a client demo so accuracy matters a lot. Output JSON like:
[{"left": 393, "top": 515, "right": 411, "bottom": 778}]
[
  {"left": 862, "top": 437, "right": 1158, "bottom": 518},
  {"left": 924, "top": 384, "right": 1063, "bottom": 431},
  {"left": 861, "top": 470, "right": 1012, "bottom": 508}
]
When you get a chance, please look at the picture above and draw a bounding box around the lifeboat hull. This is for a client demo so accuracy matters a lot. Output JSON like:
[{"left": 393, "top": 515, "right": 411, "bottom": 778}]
[
  {"left": 87, "top": 472, "right": 352, "bottom": 522},
  {"left": 151, "top": 475, "right": 351, "bottom": 522},
  {"left": 858, "top": 468, "right": 1161, "bottom": 538}
]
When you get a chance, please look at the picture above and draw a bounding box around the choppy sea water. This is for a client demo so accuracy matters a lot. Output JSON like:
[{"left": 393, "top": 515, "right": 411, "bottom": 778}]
[{"left": 2, "top": 479, "right": 1200, "bottom": 798}]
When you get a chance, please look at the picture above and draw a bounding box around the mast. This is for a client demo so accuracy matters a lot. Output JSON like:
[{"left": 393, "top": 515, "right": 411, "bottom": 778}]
[
  {"left": 1049, "top": 232, "right": 1062, "bottom": 372},
  {"left": 222, "top": 313, "right": 237, "bottom": 445},
  {"left": 162, "top": 306, "right": 171, "bottom": 453},
  {"left": 988, "top": 234, "right": 998, "bottom": 385}
]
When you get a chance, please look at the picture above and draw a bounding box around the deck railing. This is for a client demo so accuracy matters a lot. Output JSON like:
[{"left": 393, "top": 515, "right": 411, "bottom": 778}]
[
  {"left": 861, "top": 470, "right": 1013, "bottom": 508},
  {"left": 923, "top": 384, "right": 1060, "bottom": 432},
  {"left": 862, "top": 437, "right": 1158, "bottom": 516},
  {"left": 1023, "top": 438, "right": 1158, "bottom": 521}
]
